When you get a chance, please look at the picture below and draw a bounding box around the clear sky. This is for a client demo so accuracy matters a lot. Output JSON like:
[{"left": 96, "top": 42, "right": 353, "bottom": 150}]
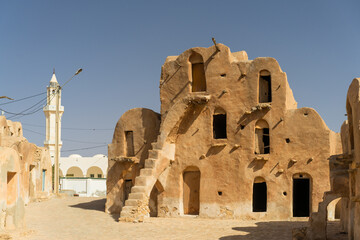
[{"left": 1, "top": 0, "right": 359, "bottom": 157}]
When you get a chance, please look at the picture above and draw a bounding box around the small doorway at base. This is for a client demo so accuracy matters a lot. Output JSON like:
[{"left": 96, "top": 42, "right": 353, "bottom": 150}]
[
  {"left": 293, "top": 174, "right": 311, "bottom": 217},
  {"left": 183, "top": 168, "right": 200, "bottom": 215},
  {"left": 123, "top": 179, "right": 132, "bottom": 204},
  {"left": 253, "top": 177, "right": 267, "bottom": 212}
]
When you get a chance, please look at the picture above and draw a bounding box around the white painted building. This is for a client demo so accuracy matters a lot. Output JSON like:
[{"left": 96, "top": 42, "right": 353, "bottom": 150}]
[
  {"left": 59, "top": 154, "right": 108, "bottom": 197},
  {"left": 59, "top": 154, "right": 108, "bottom": 178}
]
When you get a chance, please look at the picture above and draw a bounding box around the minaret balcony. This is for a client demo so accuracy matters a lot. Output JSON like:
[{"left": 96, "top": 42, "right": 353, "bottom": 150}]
[
  {"left": 43, "top": 105, "right": 64, "bottom": 112},
  {"left": 44, "top": 140, "right": 63, "bottom": 145}
]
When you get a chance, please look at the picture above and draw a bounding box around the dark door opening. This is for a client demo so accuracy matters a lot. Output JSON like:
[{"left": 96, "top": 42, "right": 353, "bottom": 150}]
[
  {"left": 123, "top": 179, "right": 133, "bottom": 204},
  {"left": 253, "top": 182, "right": 267, "bottom": 212},
  {"left": 293, "top": 178, "right": 310, "bottom": 217},
  {"left": 183, "top": 171, "right": 200, "bottom": 215}
]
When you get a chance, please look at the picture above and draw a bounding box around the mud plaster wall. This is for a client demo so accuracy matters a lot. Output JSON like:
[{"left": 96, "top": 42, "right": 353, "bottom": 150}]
[
  {"left": 0, "top": 116, "right": 51, "bottom": 229},
  {"left": 106, "top": 108, "right": 160, "bottom": 213},
  {"left": 0, "top": 147, "right": 24, "bottom": 230},
  {"left": 156, "top": 44, "right": 341, "bottom": 219},
  {"left": 344, "top": 78, "right": 360, "bottom": 239}
]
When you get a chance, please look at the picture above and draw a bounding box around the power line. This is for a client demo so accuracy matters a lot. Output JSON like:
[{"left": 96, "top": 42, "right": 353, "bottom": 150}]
[
  {"left": 5, "top": 93, "right": 54, "bottom": 120},
  {"left": 61, "top": 144, "right": 108, "bottom": 153},
  {"left": 0, "top": 92, "right": 46, "bottom": 106},
  {"left": 21, "top": 122, "right": 113, "bottom": 131},
  {"left": 22, "top": 128, "right": 108, "bottom": 144}
]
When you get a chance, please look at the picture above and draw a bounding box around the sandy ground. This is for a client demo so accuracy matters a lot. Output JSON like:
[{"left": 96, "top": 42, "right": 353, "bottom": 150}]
[{"left": 1, "top": 197, "right": 348, "bottom": 240}]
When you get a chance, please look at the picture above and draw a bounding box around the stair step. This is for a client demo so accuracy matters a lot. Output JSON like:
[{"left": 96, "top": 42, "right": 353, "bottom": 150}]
[
  {"left": 140, "top": 168, "right": 153, "bottom": 176},
  {"left": 131, "top": 186, "right": 146, "bottom": 193},
  {"left": 120, "top": 206, "right": 136, "bottom": 216},
  {"left": 151, "top": 142, "right": 160, "bottom": 150},
  {"left": 129, "top": 192, "right": 145, "bottom": 200},
  {"left": 135, "top": 176, "right": 149, "bottom": 186},
  {"left": 145, "top": 158, "right": 156, "bottom": 168},
  {"left": 121, "top": 206, "right": 135, "bottom": 212},
  {"left": 125, "top": 199, "right": 139, "bottom": 207},
  {"left": 149, "top": 150, "right": 159, "bottom": 158}
]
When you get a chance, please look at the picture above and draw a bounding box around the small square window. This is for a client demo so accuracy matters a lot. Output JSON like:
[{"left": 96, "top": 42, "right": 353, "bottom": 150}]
[{"left": 90, "top": 174, "right": 94, "bottom": 178}]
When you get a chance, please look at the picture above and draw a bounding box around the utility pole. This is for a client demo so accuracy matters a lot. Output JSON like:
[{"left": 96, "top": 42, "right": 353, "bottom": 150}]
[
  {"left": 54, "top": 85, "right": 61, "bottom": 194},
  {"left": 53, "top": 68, "right": 82, "bottom": 194}
]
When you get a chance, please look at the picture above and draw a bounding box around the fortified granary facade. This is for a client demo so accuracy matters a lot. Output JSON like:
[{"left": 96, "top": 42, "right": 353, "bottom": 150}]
[{"left": 106, "top": 43, "right": 342, "bottom": 222}]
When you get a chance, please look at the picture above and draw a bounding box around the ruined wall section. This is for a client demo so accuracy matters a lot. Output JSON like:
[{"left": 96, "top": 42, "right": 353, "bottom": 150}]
[
  {"left": 106, "top": 108, "right": 160, "bottom": 214},
  {"left": 0, "top": 116, "right": 51, "bottom": 230}
]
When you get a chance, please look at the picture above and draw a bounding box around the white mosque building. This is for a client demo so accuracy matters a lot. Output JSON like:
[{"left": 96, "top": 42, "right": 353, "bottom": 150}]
[{"left": 44, "top": 71, "right": 108, "bottom": 197}]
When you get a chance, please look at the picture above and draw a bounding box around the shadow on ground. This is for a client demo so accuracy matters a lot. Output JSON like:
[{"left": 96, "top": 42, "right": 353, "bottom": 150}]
[
  {"left": 219, "top": 221, "right": 306, "bottom": 240},
  {"left": 69, "top": 198, "right": 120, "bottom": 222},
  {"left": 219, "top": 221, "right": 347, "bottom": 240},
  {"left": 69, "top": 198, "right": 106, "bottom": 212}
]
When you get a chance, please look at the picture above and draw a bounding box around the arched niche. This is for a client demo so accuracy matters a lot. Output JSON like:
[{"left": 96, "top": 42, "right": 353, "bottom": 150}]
[
  {"left": 66, "top": 166, "right": 84, "bottom": 178},
  {"left": 255, "top": 119, "right": 270, "bottom": 154},
  {"left": 86, "top": 166, "right": 104, "bottom": 178},
  {"left": 189, "top": 52, "right": 206, "bottom": 92}
]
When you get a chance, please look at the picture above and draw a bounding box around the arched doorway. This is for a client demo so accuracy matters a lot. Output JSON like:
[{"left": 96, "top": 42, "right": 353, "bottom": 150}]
[
  {"left": 293, "top": 173, "right": 311, "bottom": 217},
  {"left": 183, "top": 166, "right": 200, "bottom": 215},
  {"left": 253, "top": 177, "right": 267, "bottom": 212}
]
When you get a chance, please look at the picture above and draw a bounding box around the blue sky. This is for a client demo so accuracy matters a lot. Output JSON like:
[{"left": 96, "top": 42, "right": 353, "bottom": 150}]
[{"left": 0, "top": 1, "right": 359, "bottom": 156}]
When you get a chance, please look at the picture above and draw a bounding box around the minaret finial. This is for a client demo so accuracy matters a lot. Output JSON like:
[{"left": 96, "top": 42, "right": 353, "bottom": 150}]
[{"left": 53, "top": 68, "right": 55, "bottom": 74}]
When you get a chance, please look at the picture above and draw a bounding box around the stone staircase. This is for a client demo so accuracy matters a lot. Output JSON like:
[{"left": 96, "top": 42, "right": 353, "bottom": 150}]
[
  {"left": 119, "top": 92, "right": 211, "bottom": 222},
  {"left": 119, "top": 145, "right": 162, "bottom": 222}
]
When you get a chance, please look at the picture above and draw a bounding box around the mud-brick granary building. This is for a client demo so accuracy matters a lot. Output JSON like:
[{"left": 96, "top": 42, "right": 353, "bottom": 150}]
[{"left": 106, "top": 43, "right": 342, "bottom": 222}]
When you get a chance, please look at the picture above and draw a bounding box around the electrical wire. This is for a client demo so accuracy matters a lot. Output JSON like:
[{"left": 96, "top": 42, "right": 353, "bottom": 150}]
[
  {"left": 21, "top": 123, "right": 113, "bottom": 131},
  {"left": 22, "top": 128, "right": 108, "bottom": 144},
  {"left": 5, "top": 93, "right": 54, "bottom": 120},
  {"left": 61, "top": 144, "right": 108, "bottom": 153},
  {"left": 0, "top": 91, "right": 46, "bottom": 106}
]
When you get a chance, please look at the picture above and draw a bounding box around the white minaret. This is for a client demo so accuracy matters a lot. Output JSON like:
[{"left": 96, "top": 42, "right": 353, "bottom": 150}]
[{"left": 44, "top": 70, "right": 64, "bottom": 164}]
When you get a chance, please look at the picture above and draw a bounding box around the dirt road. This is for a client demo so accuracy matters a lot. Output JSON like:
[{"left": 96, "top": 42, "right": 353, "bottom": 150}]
[{"left": 2, "top": 197, "right": 347, "bottom": 240}]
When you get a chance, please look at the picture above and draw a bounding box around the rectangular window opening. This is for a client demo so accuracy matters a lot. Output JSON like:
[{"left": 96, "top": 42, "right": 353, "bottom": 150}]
[
  {"left": 125, "top": 131, "right": 135, "bottom": 157},
  {"left": 213, "top": 114, "right": 227, "bottom": 139},
  {"left": 259, "top": 75, "right": 272, "bottom": 103}
]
